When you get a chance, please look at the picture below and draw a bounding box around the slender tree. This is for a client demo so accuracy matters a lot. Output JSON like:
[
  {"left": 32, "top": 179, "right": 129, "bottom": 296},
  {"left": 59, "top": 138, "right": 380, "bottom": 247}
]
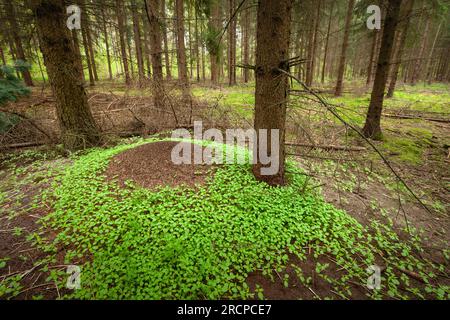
[
  {"left": 334, "top": 0, "right": 355, "bottom": 96},
  {"left": 116, "top": 0, "right": 131, "bottom": 85},
  {"left": 363, "top": 0, "right": 403, "bottom": 139},
  {"left": 175, "top": 0, "right": 191, "bottom": 101}
]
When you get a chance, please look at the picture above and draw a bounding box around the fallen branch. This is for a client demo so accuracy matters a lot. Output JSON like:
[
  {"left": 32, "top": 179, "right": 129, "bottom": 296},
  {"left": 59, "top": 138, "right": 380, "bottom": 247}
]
[
  {"left": 286, "top": 142, "right": 366, "bottom": 152},
  {"left": 382, "top": 113, "right": 450, "bottom": 123}
]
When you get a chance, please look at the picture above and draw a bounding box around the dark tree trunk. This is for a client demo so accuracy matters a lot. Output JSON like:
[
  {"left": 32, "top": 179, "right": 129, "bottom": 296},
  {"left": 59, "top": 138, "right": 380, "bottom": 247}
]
[
  {"left": 0, "top": 47, "right": 5, "bottom": 65},
  {"left": 366, "top": 31, "right": 379, "bottom": 86},
  {"left": 253, "top": 0, "right": 292, "bottom": 186},
  {"left": 363, "top": 0, "right": 403, "bottom": 140},
  {"left": 71, "top": 29, "right": 85, "bottom": 81},
  {"left": 116, "top": 0, "right": 131, "bottom": 85},
  {"left": 81, "top": 24, "right": 95, "bottom": 86},
  {"left": 131, "top": 0, "right": 145, "bottom": 83},
  {"left": 160, "top": 0, "right": 171, "bottom": 80},
  {"left": 410, "top": 12, "right": 430, "bottom": 85},
  {"left": 334, "top": 0, "right": 355, "bottom": 96},
  {"left": 387, "top": 0, "right": 414, "bottom": 97},
  {"left": 209, "top": 0, "right": 220, "bottom": 85},
  {"left": 175, "top": 0, "right": 191, "bottom": 101},
  {"left": 102, "top": 10, "right": 113, "bottom": 81},
  {"left": 5, "top": 1, "right": 33, "bottom": 86},
  {"left": 227, "top": 0, "right": 237, "bottom": 86},
  {"left": 146, "top": 0, "right": 165, "bottom": 109},
  {"left": 321, "top": 1, "right": 334, "bottom": 84},
  {"left": 32, "top": 0, "right": 100, "bottom": 150},
  {"left": 242, "top": 3, "right": 250, "bottom": 83}
]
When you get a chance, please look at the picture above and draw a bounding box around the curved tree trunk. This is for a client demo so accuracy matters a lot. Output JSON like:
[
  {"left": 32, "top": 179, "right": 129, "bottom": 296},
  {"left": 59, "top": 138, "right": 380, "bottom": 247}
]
[{"left": 32, "top": 0, "right": 100, "bottom": 150}]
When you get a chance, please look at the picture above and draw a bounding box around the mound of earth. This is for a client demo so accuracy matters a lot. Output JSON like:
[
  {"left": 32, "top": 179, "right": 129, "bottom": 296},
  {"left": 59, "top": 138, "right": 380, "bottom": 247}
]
[{"left": 106, "top": 141, "right": 217, "bottom": 189}]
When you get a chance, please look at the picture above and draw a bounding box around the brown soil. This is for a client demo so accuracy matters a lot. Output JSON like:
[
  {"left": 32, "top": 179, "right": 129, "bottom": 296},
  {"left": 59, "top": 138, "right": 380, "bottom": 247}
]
[{"left": 105, "top": 141, "right": 217, "bottom": 190}]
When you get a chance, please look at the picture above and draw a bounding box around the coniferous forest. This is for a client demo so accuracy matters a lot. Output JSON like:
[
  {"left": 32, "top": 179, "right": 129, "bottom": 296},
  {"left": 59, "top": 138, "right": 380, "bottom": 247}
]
[{"left": 0, "top": 0, "right": 449, "bottom": 304}]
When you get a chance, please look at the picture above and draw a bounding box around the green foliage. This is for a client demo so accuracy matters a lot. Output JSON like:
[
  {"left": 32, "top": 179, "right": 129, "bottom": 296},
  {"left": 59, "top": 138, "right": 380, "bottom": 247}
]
[
  {"left": 15, "top": 138, "right": 444, "bottom": 300},
  {"left": 0, "top": 63, "right": 31, "bottom": 106}
]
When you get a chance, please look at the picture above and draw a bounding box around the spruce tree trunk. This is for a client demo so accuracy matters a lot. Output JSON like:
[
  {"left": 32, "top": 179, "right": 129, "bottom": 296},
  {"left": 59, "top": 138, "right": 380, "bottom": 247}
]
[
  {"left": 227, "top": 0, "right": 237, "bottom": 86},
  {"left": 31, "top": 0, "right": 100, "bottom": 150},
  {"left": 71, "top": 29, "right": 85, "bottom": 81},
  {"left": 209, "top": 0, "right": 220, "bottom": 85},
  {"left": 363, "top": 0, "right": 402, "bottom": 140},
  {"left": 146, "top": 0, "right": 165, "bottom": 109},
  {"left": 116, "top": 0, "right": 131, "bottom": 85},
  {"left": 102, "top": 10, "right": 113, "bottom": 80},
  {"left": 425, "top": 21, "right": 442, "bottom": 84},
  {"left": 334, "top": 0, "right": 355, "bottom": 96},
  {"left": 242, "top": 4, "right": 250, "bottom": 83},
  {"left": 321, "top": 1, "right": 334, "bottom": 84},
  {"left": 253, "top": 0, "right": 292, "bottom": 186},
  {"left": 5, "top": 1, "right": 33, "bottom": 86},
  {"left": 410, "top": 13, "right": 430, "bottom": 85},
  {"left": 175, "top": 0, "right": 191, "bottom": 101},
  {"left": 81, "top": 24, "right": 95, "bottom": 86},
  {"left": 131, "top": 0, "right": 145, "bottom": 83},
  {"left": 160, "top": 0, "right": 172, "bottom": 80},
  {"left": 366, "top": 31, "right": 379, "bottom": 86},
  {"left": 194, "top": 6, "right": 201, "bottom": 82},
  {"left": 387, "top": 0, "right": 414, "bottom": 97}
]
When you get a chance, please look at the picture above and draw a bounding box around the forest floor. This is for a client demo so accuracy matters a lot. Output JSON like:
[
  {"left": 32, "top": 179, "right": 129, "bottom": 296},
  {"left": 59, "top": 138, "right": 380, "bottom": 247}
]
[{"left": 0, "top": 81, "right": 449, "bottom": 300}]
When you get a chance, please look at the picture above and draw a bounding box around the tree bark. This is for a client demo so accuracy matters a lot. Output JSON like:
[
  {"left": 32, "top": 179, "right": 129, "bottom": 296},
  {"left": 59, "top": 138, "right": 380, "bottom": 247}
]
[
  {"left": 253, "top": 0, "right": 292, "bottom": 186},
  {"left": 146, "top": 0, "right": 165, "bottom": 109},
  {"left": 160, "top": 0, "right": 172, "bottom": 80},
  {"left": 227, "top": 0, "right": 237, "bottom": 86},
  {"left": 321, "top": 1, "right": 334, "bottom": 84},
  {"left": 131, "top": 0, "right": 145, "bottom": 83},
  {"left": 71, "top": 29, "right": 85, "bottom": 82},
  {"left": 363, "top": 0, "right": 403, "bottom": 139},
  {"left": 31, "top": 0, "right": 100, "bottom": 150},
  {"left": 101, "top": 9, "right": 113, "bottom": 80},
  {"left": 208, "top": 0, "right": 220, "bottom": 85},
  {"left": 116, "top": 0, "right": 131, "bottom": 85},
  {"left": 410, "top": 10, "right": 430, "bottom": 85},
  {"left": 4, "top": 1, "right": 33, "bottom": 86},
  {"left": 334, "top": 0, "right": 355, "bottom": 96},
  {"left": 175, "top": 0, "right": 191, "bottom": 101},
  {"left": 387, "top": 0, "right": 414, "bottom": 97},
  {"left": 242, "top": 4, "right": 250, "bottom": 83},
  {"left": 81, "top": 24, "right": 95, "bottom": 86}
]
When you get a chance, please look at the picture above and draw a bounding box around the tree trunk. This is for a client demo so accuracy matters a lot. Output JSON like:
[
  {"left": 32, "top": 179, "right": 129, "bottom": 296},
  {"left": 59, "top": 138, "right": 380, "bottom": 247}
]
[
  {"left": 131, "top": 0, "right": 145, "bottom": 83},
  {"left": 0, "top": 47, "right": 5, "bottom": 65},
  {"left": 227, "top": 0, "right": 237, "bottom": 86},
  {"left": 334, "top": 0, "right": 355, "bottom": 96},
  {"left": 81, "top": 0, "right": 98, "bottom": 82},
  {"left": 363, "top": 0, "right": 402, "bottom": 140},
  {"left": 5, "top": 1, "right": 33, "bottom": 86},
  {"left": 71, "top": 29, "right": 85, "bottom": 81},
  {"left": 81, "top": 24, "right": 95, "bottom": 86},
  {"left": 194, "top": 6, "right": 201, "bottom": 82},
  {"left": 102, "top": 10, "right": 113, "bottom": 80},
  {"left": 253, "top": 0, "right": 292, "bottom": 186},
  {"left": 425, "top": 21, "right": 442, "bottom": 84},
  {"left": 175, "top": 0, "right": 191, "bottom": 101},
  {"left": 306, "top": 0, "right": 321, "bottom": 87},
  {"left": 242, "top": 4, "right": 250, "bottom": 83},
  {"left": 366, "top": 31, "right": 379, "bottom": 86},
  {"left": 209, "top": 0, "right": 220, "bottom": 85},
  {"left": 321, "top": 1, "right": 334, "bottom": 84},
  {"left": 116, "top": 0, "right": 131, "bottom": 85},
  {"left": 387, "top": 0, "right": 414, "bottom": 97},
  {"left": 410, "top": 12, "right": 430, "bottom": 85},
  {"left": 31, "top": 0, "right": 100, "bottom": 150},
  {"left": 146, "top": 0, "right": 165, "bottom": 109},
  {"left": 160, "top": 0, "right": 171, "bottom": 80}
]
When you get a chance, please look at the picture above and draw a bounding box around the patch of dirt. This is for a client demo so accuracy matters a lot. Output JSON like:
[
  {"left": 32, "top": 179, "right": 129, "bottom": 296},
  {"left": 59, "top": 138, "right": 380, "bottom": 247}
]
[{"left": 106, "top": 141, "right": 218, "bottom": 189}]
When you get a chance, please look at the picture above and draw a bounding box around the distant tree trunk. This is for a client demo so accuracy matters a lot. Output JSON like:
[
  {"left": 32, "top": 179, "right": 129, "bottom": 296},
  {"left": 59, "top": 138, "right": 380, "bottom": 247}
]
[
  {"left": 81, "top": 0, "right": 98, "bottom": 82},
  {"left": 32, "top": 0, "right": 100, "bottom": 150},
  {"left": 200, "top": 18, "right": 206, "bottom": 81},
  {"left": 387, "top": 0, "right": 414, "bottom": 97},
  {"left": 161, "top": 0, "right": 171, "bottom": 80},
  {"left": 71, "top": 29, "right": 85, "bottom": 81},
  {"left": 102, "top": 10, "right": 113, "bottom": 80},
  {"left": 81, "top": 25, "right": 95, "bottom": 86},
  {"left": 410, "top": 12, "right": 430, "bottom": 85},
  {"left": 334, "top": 0, "right": 355, "bottom": 96},
  {"left": 227, "top": 0, "right": 237, "bottom": 86},
  {"left": 242, "top": 4, "right": 250, "bottom": 83},
  {"left": 131, "top": 0, "right": 145, "bottom": 83},
  {"left": 425, "top": 21, "right": 442, "bottom": 84},
  {"left": 363, "top": 0, "right": 402, "bottom": 140},
  {"left": 253, "top": 0, "right": 292, "bottom": 186},
  {"left": 141, "top": 11, "right": 152, "bottom": 78},
  {"left": 209, "top": 0, "right": 220, "bottom": 85},
  {"left": 175, "top": 0, "right": 191, "bottom": 101},
  {"left": 321, "top": 1, "right": 334, "bottom": 84},
  {"left": 306, "top": 0, "right": 321, "bottom": 86},
  {"left": 194, "top": 6, "right": 201, "bottom": 82},
  {"left": 5, "top": 1, "right": 33, "bottom": 86},
  {"left": 146, "top": 0, "right": 165, "bottom": 109},
  {"left": 366, "top": 31, "right": 379, "bottom": 86},
  {"left": 116, "top": 0, "right": 131, "bottom": 85}
]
